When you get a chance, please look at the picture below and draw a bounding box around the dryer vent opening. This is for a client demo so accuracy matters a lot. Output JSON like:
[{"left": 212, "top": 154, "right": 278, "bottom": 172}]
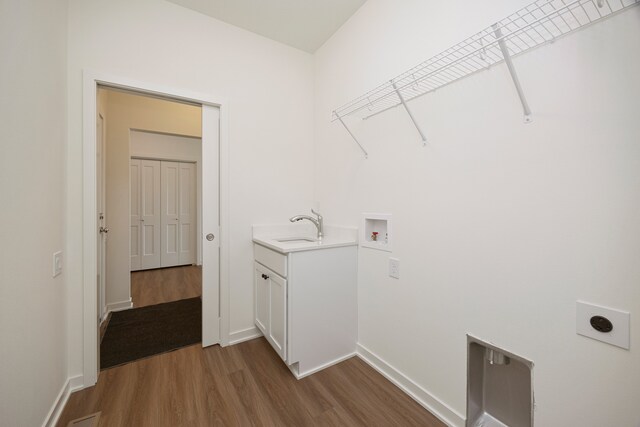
[{"left": 467, "top": 336, "right": 533, "bottom": 427}]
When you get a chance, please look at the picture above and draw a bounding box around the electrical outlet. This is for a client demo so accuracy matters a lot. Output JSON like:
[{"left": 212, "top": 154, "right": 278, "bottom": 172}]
[
  {"left": 576, "top": 301, "right": 629, "bottom": 350},
  {"left": 389, "top": 258, "right": 400, "bottom": 279},
  {"left": 53, "top": 251, "right": 63, "bottom": 278}
]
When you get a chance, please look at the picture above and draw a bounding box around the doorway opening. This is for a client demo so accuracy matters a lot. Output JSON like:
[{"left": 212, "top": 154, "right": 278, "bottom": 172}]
[
  {"left": 83, "top": 72, "right": 229, "bottom": 387},
  {"left": 97, "top": 86, "right": 202, "bottom": 369},
  {"left": 97, "top": 87, "right": 209, "bottom": 369}
]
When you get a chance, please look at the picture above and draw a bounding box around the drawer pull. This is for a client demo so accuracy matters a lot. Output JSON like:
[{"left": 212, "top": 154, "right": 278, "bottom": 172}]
[{"left": 261, "top": 273, "right": 270, "bottom": 280}]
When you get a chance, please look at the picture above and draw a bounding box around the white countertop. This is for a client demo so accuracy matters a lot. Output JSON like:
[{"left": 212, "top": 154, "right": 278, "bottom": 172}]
[{"left": 252, "top": 224, "right": 358, "bottom": 254}]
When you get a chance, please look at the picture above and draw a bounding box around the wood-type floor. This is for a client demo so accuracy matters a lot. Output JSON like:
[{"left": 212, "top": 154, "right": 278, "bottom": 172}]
[
  {"left": 131, "top": 264, "right": 201, "bottom": 308},
  {"left": 57, "top": 338, "right": 446, "bottom": 427}
]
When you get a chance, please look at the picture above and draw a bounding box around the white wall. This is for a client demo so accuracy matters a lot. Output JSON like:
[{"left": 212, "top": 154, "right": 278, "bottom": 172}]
[
  {"left": 66, "top": 0, "right": 315, "bottom": 380},
  {"left": 102, "top": 89, "right": 202, "bottom": 309},
  {"left": 314, "top": 1, "right": 640, "bottom": 426},
  {"left": 0, "top": 0, "right": 69, "bottom": 425}
]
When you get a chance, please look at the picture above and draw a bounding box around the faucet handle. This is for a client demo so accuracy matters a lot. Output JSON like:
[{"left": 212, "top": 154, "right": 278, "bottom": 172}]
[{"left": 311, "top": 208, "right": 322, "bottom": 219}]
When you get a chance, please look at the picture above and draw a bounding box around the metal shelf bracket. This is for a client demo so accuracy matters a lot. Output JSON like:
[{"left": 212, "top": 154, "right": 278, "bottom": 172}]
[
  {"left": 392, "top": 81, "right": 428, "bottom": 145},
  {"left": 493, "top": 23, "right": 533, "bottom": 124},
  {"left": 331, "top": 0, "right": 639, "bottom": 154},
  {"left": 334, "top": 111, "right": 368, "bottom": 159}
]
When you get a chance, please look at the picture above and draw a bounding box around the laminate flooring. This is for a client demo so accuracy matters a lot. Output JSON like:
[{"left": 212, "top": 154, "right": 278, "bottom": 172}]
[
  {"left": 131, "top": 265, "right": 201, "bottom": 308},
  {"left": 57, "top": 338, "right": 446, "bottom": 427}
]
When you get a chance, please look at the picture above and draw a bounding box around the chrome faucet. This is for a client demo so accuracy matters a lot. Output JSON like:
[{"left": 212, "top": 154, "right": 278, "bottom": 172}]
[{"left": 289, "top": 209, "right": 323, "bottom": 241}]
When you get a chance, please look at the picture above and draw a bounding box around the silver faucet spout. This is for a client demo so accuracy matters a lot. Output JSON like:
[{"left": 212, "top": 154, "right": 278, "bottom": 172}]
[{"left": 289, "top": 209, "right": 323, "bottom": 240}]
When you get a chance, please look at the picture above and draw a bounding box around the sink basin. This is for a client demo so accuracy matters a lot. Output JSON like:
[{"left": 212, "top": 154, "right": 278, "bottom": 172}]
[{"left": 275, "top": 237, "right": 317, "bottom": 243}]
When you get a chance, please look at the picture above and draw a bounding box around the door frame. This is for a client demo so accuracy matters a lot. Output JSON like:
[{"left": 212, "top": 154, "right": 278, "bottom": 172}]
[{"left": 82, "top": 70, "right": 230, "bottom": 387}]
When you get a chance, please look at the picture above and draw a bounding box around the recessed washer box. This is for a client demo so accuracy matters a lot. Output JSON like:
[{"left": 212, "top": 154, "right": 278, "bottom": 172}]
[
  {"left": 361, "top": 213, "right": 392, "bottom": 252},
  {"left": 576, "top": 301, "right": 630, "bottom": 350}
]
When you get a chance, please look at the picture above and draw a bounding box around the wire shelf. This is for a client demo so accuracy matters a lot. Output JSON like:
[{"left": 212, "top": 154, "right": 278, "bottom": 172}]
[{"left": 332, "top": 0, "right": 638, "bottom": 123}]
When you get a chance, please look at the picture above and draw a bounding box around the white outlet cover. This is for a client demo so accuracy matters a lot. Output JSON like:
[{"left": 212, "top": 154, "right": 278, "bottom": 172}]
[
  {"left": 389, "top": 258, "right": 400, "bottom": 279},
  {"left": 53, "top": 251, "right": 63, "bottom": 278},
  {"left": 576, "top": 301, "right": 630, "bottom": 350}
]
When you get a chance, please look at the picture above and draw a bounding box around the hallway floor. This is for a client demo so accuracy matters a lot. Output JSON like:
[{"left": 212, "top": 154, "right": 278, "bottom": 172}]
[
  {"left": 58, "top": 338, "right": 445, "bottom": 426},
  {"left": 131, "top": 264, "right": 201, "bottom": 308}
]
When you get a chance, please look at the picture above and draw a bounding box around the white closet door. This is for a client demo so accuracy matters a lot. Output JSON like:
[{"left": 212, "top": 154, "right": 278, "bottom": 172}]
[
  {"left": 140, "top": 160, "right": 161, "bottom": 269},
  {"left": 161, "top": 161, "right": 180, "bottom": 267},
  {"left": 130, "top": 159, "right": 142, "bottom": 271},
  {"left": 178, "top": 162, "right": 196, "bottom": 265}
]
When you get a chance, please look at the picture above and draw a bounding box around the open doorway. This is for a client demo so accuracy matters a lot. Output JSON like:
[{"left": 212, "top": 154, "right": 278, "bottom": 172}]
[
  {"left": 97, "top": 87, "right": 207, "bottom": 369},
  {"left": 83, "top": 73, "right": 227, "bottom": 386}
]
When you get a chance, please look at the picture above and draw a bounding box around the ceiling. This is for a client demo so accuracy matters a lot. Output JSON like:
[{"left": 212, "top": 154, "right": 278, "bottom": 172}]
[{"left": 166, "top": 0, "right": 367, "bottom": 53}]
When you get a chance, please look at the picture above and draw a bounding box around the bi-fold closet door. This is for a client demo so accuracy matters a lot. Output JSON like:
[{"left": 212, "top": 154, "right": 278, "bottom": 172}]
[{"left": 130, "top": 159, "right": 196, "bottom": 271}]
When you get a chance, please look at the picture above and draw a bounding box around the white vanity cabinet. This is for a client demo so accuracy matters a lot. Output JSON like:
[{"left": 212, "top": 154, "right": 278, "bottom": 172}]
[{"left": 253, "top": 238, "right": 357, "bottom": 379}]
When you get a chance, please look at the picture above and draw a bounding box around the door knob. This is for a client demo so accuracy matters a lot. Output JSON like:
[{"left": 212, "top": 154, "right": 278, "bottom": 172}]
[
  {"left": 206, "top": 233, "right": 215, "bottom": 241},
  {"left": 99, "top": 227, "right": 109, "bottom": 234}
]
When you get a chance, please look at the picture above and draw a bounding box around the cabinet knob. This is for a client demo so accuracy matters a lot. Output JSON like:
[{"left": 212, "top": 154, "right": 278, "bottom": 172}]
[{"left": 261, "top": 274, "right": 269, "bottom": 280}]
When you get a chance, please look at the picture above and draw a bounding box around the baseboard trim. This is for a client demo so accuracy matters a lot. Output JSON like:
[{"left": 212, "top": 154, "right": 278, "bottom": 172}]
[
  {"left": 43, "top": 375, "right": 83, "bottom": 427},
  {"left": 70, "top": 375, "right": 84, "bottom": 391},
  {"left": 294, "top": 351, "right": 357, "bottom": 380},
  {"left": 106, "top": 298, "right": 132, "bottom": 314},
  {"left": 356, "top": 343, "right": 465, "bottom": 427},
  {"left": 228, "top": 326, "right": 262, "bottom": 345}
]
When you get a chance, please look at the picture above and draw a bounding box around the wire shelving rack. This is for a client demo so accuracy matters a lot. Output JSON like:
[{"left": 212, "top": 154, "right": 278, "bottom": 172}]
[{"left": 332, "top": 0, "right": 639, "bottom": 158}]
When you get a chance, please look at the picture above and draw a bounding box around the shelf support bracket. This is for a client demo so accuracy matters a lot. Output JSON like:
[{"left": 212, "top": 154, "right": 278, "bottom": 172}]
[
  {"left": 334, "top": 111, "right": 368, "bottom": 159},
  {"left": 392, "top": 81, "right": 427, "bottom": 145},
  {"left": 493, "top": 24, "right": 533, "bottom": 123}
]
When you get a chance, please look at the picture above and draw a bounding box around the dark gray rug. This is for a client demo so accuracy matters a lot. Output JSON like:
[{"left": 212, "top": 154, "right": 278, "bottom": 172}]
[{"left": 100, "top": 297, "right": 201, "bottom": 369}]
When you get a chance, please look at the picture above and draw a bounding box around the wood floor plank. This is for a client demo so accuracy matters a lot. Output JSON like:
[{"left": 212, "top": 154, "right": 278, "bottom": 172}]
[
  {"left": 57, "top": 338, "right": 446, "bottom": 427},
  {"left": 131, "top": 265, "right": 201, "bottom": 308}
]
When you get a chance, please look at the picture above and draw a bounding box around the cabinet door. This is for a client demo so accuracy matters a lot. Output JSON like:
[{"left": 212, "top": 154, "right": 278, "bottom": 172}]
[
  {"left": 268, "top": 273, "right": 287, "bottom": 361},
  {"left": 161, "top": 161, "right": 180, "bottom": 267},
  {"left": 130, "top": 159, "right": 142, "bottom": 271},
  {"left": 140, "top": 160, "right": 161, "bottom": 269},
  {"left": 254, "top": 263, "right": 269, "bottom": 335},
  {"left": 178, "top": 162, "right": 196, "bottom": 265}
]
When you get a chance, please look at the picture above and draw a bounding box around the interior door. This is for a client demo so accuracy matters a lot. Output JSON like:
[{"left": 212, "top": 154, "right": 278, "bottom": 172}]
[
  {"left": 202, "top": 105, "right": 220, "bottom": 347},
  {"left": 161, "top": 161, "right": 180, "bottom": 267},
  {"left": 130, "top": 159, "right": 142, "bottom": 271},
  {"left": 96, "top": 113, "right": 107, "bottom": 323},
  {"left": 140, "top": 159, "right": 161, "bottom": 269},
  {"left": 179, "top": 162, "right": 197, "bottom": 265}
]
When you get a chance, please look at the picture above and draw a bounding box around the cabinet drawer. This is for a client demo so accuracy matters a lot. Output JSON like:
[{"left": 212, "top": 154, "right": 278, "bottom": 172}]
[{"left": 254, "top": 244, "right": 287, "bottom": 277}]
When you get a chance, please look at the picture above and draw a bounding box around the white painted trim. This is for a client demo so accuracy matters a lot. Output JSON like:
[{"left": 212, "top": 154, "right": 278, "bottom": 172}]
[
  {"left": 69, "top": 375, "right": 85, "bottom": 390},
  {"left": 219, "top": 104, "right": 230, "bottom": 346},
  {"left": 228, "top": 326, "right": 262, "bottom": 345},
  {"left": 293, "top": 352, "right": 358, "bottom": 380},
  {"left": 42, "top": 375, "right": 84, "bottom": 427},
  {"left": 106, "top": 298, "right": 133, "bottom": 314},
  {"left": 82, "top": 70, "right": 231, "bottom": 388},
  {"left": 356, "top": 343, "right": 465, "bottom": 427}
]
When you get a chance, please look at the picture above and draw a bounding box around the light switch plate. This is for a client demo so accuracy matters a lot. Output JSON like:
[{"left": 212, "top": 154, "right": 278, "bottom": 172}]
[
  {"left": 53, "top": 251, "right": 63, "bottom": 278},
  {"left": 576, "top": 301, "right": 630, "bottom": 350},
  {"left": 389, "top": 258, "right": 400, "bottom": 279}
]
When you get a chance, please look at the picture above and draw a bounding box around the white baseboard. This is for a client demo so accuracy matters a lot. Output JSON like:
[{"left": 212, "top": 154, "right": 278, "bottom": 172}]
[
  {"left": 42, "top": 375, "right": 84, "bottom": 427},
  {"left": 356, "top": 343, "right": 465, "bottom": 427},
  {"left": 228, "top": 326, "right": 262, "bottom": 345},
  {"left": 106, "top": 298, "right": 132, "bottom": 314},
  {"left": 294, "top": 351, "right": 357, "bottom": 380}
]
